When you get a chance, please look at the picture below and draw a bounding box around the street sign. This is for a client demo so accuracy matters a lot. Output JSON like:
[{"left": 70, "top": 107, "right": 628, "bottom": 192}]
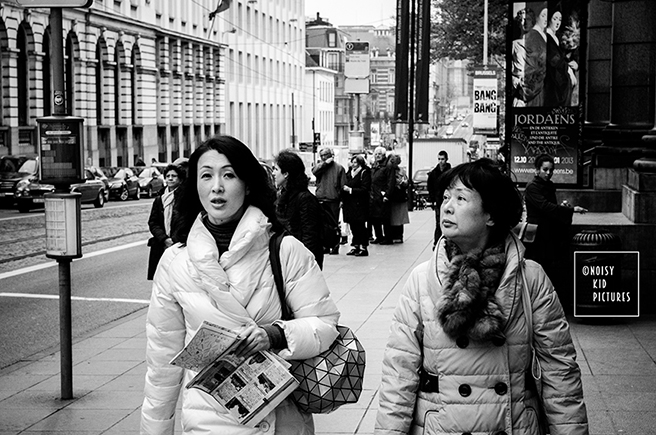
[{"left": 16, "top": 0, "right": 93, "bottom": 7}]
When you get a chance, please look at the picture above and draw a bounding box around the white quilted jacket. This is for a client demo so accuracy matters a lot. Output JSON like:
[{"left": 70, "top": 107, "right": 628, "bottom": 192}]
[
  {"left": 375, "top": 234, "right": 588, "bottom": 435},
  {"left": 141, "top": 206, "right": 340, "bottom": 435}
]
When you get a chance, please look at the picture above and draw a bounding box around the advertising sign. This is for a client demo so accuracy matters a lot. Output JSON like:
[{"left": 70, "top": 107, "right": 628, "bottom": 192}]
[
  {"left": 472, "top": 67, "right": 498, "bottom": 133},
  {"left": 507, "top": 1, "right": 585, "bottom": 184}
]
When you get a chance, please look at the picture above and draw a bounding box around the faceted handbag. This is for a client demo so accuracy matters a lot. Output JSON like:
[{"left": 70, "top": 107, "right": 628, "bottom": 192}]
[
  {"left": 290, "top": 325, "right": 366, "bottom": 413},
  {"left": 269, "top": 233, "right": 366, "bottom": 413}
]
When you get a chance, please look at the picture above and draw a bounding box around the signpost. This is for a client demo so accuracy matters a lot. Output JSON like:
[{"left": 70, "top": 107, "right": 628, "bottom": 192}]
[{"left": 20, "top": 0, "right": 94, "bottom": 401}]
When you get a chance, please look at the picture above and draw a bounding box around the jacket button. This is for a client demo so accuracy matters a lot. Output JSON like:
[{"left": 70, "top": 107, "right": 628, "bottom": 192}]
[
  {"left": 458, "top": 384, "right": 472, "bottom": 397},
  {"left": 456, "top": 336, "right": 469, "bottom": 348},
  {"left": 492, "top": 336, "right": 506, "bottom": 346},
  {"left": 494, "top": 382, "right": 508, "bottom": 395}
]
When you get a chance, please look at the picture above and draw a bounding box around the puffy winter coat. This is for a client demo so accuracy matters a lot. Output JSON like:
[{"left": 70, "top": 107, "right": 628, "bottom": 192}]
[
  {"left": 375, "top": 233, "right": 588, "bottom": 435},
  {"left": 141, "top": 206, "right": 340, "bottom": 435}
]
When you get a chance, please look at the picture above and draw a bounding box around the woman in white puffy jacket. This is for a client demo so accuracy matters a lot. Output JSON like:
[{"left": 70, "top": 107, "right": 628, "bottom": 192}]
[
  {"left": 375, "top": 159, "right": 588, "bottom": 435},
  {"left": 140, "top": 136, "right": 340, "bottom": 435}
]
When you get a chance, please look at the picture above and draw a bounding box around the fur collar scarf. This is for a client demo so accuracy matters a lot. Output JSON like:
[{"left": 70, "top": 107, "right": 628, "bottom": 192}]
[{"left": 437, "top": 240, "right": 507, "bottom": 342}]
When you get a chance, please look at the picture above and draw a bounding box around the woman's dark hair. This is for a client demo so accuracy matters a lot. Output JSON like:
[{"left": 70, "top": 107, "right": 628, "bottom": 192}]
[
  {"left": 437, "top": 158, "right": 523, "bottom": 243},
  {"left": 351, "top": 154, "right": 367, "bottom": 168},
  {"left": 175, "top": 135, "right": 281, "bottom": 242},
  {"left": 164, "top": 164, "right": 186, "bottom": 182},
  {"left": 275, "top": 149, "right": 309, "bottom": 191},
  {"left": 534, "top": 153, "right": 555, "bottom": 169}
]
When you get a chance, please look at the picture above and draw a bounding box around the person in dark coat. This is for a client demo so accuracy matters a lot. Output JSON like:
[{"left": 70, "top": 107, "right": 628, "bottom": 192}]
[
  {"left": 274, "top": 149, "right": 325, "bottom": 269},
  {"left": 342, "top": 154, "right": 371, "bottom": 256},
  {"left": 147, "top": 164, "right": 186, "bottom": 280},
  {"left": 524, "top": 154, "right": 586, "bottom": 306},
  {"left": 386, "top": 154, "right": 410, "bottom": 243},
  {"left": 427, "top": 150, "right": 452, "bottom": 248},
  {"left": 369, "top": 146, "right": 393, "bottom": 244}
]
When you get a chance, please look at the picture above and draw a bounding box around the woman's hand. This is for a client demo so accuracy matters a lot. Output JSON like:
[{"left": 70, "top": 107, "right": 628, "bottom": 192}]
[
  {"left": 574, "top": 206, "right": 587, "bottom": 214},
  {"left": 233, "top": 325, "right": 271, "bottom": 359},
  {"left": 164, "top": 238, "right": 174, "bottom": 249}
]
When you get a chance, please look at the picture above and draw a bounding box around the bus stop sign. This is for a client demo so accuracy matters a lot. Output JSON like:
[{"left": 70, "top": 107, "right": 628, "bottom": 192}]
[{"left": 16, "top": 0, "right": 93, "bottom": 7}]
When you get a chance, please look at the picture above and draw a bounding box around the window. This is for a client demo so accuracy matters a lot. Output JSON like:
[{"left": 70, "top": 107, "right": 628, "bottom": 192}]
[
  {"left": 327, "top": 31, "right": 336, "bottom": 48},
  {"left": 17, "top": 25, "right": 30, "bottom": 126}
]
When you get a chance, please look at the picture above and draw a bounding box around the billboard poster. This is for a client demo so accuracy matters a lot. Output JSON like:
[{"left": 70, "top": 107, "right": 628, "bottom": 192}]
[
  {"left": 507, "top": 1, "right": 585, "bottom": 184},
  {"left": 472, "top": 67, "right": 498, "bottom": 133},
  {"left": 394, "top": 0, "right": 409, "bottom": 121}
]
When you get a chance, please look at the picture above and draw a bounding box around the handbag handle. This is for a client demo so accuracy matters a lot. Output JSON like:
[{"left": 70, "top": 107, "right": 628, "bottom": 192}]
[
  {"left": 521, "top": 259, "right": 542, "bottom": 382},
  {"left": 269, "top": 232, "right": 292, "bottom": 321}
]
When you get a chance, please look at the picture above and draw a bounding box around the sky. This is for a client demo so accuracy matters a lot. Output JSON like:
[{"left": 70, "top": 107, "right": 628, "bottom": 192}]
[{"left": 304, "top": 0, "right": 396, "bottom": 27}]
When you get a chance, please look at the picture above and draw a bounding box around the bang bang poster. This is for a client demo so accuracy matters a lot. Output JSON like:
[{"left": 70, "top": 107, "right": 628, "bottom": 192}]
[{"left": 508, "top": 0, "right": 585, "bottom": 184}]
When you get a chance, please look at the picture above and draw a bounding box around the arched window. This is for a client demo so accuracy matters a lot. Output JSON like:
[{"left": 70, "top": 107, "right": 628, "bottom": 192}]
[
  {"left": 65, "top": 32, "right": 76, "bottom": 115},
  {"left": 95, "top": 40, "right": 104, "bottom": 125},
  {"left": 17, "top": 24, "right": 30, "bottom": 126},
  {"left": 43, "top": 30, "right": 51, "bottom": 116},
  {"left": 114, "top": 41, "right": 123, "bottom": 125},
  {"left": 131, "top": 44, "right": 140, "bottom": 125}
]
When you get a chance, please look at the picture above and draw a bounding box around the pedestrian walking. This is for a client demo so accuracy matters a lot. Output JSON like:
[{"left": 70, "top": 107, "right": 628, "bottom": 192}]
[
  {"left": 312, "top": 147, "right": 346, "bottom": 255},
  {"left": 146, "top": 164, "right": 185, "bottom": 280},
  {"left": 273, "top": 149, "right": 325, "bottom": 269},
  {"left": 524, "top": 153, "right": 587, "bottom": 309},
  {"left": 369, "top": 146, "right": 393, "bottom": 244},
  {"left": 141, "top": 135, "right": 340, "bottom": 435},
  {"left": 375, "top": 158, "right": 588, "bottom": 435},
  {"left": 342, "top": 154, "right": 371, "bottom": 257},
  {"left": 386, "top": 153, "right": 410, "bottom": 243},
  {"left": 427, "top": 150, "right": 452, "bottom": 248}
]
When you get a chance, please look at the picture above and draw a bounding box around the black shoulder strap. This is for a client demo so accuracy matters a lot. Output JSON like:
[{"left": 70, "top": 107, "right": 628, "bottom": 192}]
[{"left": 268, "top": 232, "right": 292, "bottom": 320}]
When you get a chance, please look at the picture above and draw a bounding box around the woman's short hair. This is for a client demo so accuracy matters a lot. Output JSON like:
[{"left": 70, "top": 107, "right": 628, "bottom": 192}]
[
  {"left": 437, "top": 158, "right": 523, "bottom": 242},
  {"left": 274, "top": 149, "right": 308, "bottom": 190},
  {"left": 164, "top": 164, "right": 186, "bottom": 181},
  {"left": 351, "top": 154, "right": 367, "bottom": 168},
  {"left": 175, "top": 135, "right": 281, "bottom": 242},
  {"left": 534, "top": 153, "right": 555, "bottom": 169}
]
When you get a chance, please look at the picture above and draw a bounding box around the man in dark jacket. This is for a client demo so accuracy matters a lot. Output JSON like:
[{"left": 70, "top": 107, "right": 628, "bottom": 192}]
[
  {"left": 312, "top": 147, "right": 346, "bottom": 254},
  {"left": 426, "top": 150, "right": 451, "bottom": 248}
]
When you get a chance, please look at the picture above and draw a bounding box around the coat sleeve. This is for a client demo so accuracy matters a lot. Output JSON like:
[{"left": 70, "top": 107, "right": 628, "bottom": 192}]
[
  {"left": 148, "top": 197, "right": 168, "bottom": 243},
  {"left": 297, "top": 192, "right": 324, "bottom": 257},
  {"left": 525, "top": 181, "right": 573, "bottom": 226},
  {"left": 141, "top": 248, "right": 187, "bottom": 435},
  {"left": 527, "top": 260, "right": 589, "bottom": 435},
  {"left": 375, "top": 263, "right": 425, "bottom": 435},
  {"left": 273, "top": 236, "right": 340, "bottom": 360}
]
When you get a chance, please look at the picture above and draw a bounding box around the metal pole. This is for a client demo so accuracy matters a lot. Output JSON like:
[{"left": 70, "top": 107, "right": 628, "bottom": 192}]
[
  {"left": 50, "top": 8, "right": 66, "bottom": 116},
  {"left": 483, "top": 0, "right": 488, "bottom": 65},
  {"left": 59, "top": 258, "right": 73, "bottom": 399},
  {"left": 408, "top": 0, "right": 416, "bottom": 210}
]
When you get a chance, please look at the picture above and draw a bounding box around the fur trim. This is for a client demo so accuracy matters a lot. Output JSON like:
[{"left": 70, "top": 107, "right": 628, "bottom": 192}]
[{"left": 437, "top": 240, "right": 507, "bottom": 341}]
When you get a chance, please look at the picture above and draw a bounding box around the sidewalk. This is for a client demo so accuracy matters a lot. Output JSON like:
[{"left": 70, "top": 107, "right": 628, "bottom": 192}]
[{"left": 1, "top": 209, "right": 655, "bottom": 434}]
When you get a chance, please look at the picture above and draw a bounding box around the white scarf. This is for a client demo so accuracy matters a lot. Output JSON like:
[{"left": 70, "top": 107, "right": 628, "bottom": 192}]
[{"left": 162, "top": 187, "right": 176, "bottom": 236}]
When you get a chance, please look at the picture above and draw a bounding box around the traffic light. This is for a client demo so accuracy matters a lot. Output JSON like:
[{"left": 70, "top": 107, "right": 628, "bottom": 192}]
[{"left": 313, "top": 132, "right": 321, "bottom": 145}]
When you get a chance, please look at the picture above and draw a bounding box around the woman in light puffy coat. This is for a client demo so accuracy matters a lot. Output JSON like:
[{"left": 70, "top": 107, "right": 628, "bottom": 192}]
[
  {"left": 375, "top": 159, "right": 588, "bottom": 435},
  {"left": 141, "top": 136, "right": 340, "bottom": 435}
]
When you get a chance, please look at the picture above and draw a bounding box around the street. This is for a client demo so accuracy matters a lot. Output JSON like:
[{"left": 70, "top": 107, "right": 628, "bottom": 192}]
[{"left": 0, "top": 200, "right": 154, "bottom": 370}]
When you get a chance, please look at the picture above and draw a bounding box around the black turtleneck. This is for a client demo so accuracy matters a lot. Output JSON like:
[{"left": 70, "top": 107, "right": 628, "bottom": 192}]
[{"left": 202, "top": 215, "right": 239, "bottom": 256}]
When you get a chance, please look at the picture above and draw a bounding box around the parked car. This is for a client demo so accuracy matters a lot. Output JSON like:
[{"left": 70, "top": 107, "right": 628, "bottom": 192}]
[
  {"left": 101, "top": 167, "right": 141, "bottom": 201},
  {"left": 14, "top": 168, "right": 108, "bottom": 213},
  {"left": 0, "top": 157, "right": 39, "bottom": 206},
  {"left": 412, "top": 168, "right": 432, "bottom": 209},
  {"left": 133, "top": 166, "right": 165, "bottom": 198}
]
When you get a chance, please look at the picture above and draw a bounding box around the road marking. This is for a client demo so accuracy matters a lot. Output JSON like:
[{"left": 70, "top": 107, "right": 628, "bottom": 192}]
[
  {"left": 0, "top": 292, "right": 149, "bottom": 304},
  {"left": 0, "top": 240, "right": 147, "bottom": 281}
]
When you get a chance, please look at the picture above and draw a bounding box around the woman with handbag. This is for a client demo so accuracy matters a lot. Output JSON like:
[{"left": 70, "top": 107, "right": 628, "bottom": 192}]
[
  {"left": 141, "top": 136, "right": 340, "bottom": 435},
  {"left": 375, "top": 159, "right": 588, "bottom": 435},
  {"left": 146, "top": 164, "right": 185, "bottom": 280},
  {"left": 273, "top": 149, "right": 325, "bottom": 269}
]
